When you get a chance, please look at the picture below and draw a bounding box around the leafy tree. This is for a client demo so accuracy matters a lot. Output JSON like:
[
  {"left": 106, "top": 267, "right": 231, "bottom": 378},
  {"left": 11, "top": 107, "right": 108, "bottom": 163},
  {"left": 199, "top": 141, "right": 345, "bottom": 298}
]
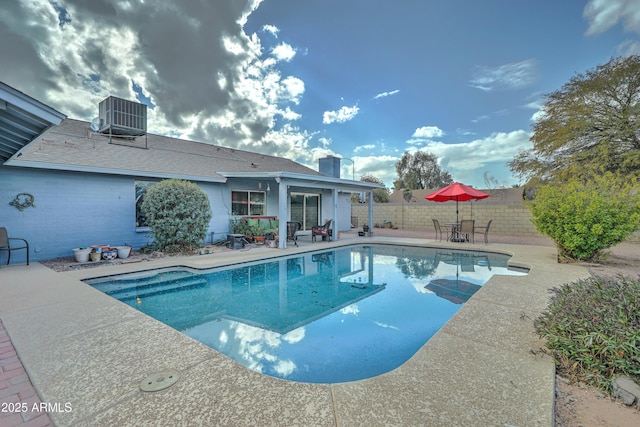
[
  {"left": 141, "top": 179, "right": 212, "bottom": 252},
  {"left": 393, "top": 151, "right": 453, "bottom": 190},
  {"left": 528, "top": 174, "right": 640, "bottom": 261},
  {"left": 359, "top": 173, "right": 390, "bottom": 203},
  {"left": 510, "top": 55, "right": 640, "bottom": 184}
]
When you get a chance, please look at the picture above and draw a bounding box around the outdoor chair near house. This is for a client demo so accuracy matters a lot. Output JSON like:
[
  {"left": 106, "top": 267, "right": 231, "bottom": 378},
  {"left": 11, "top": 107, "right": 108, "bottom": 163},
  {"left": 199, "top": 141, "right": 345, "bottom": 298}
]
[
  {"left": 311, "top": 219, "right": 333, "bottom": 242},
  {"left": 432, "top": 219, "right": 450, "bottom": 241},
  {"left": 475, "top": 219, "right": 493, "bottom": 245},
  {"left": 287, "top": 221, "right": 300, "bottom": 247},
  {"left": 459, "top": 219, "right": 475, "bottom": 243},
  {"left": 0, "top": 227, "right": 29, "bottom": 267}
]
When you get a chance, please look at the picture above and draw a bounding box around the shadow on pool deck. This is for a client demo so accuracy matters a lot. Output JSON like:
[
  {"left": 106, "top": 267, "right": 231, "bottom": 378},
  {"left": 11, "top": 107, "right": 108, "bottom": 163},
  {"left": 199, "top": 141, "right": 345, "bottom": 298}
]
[{"left": 0, "top": 232, "right": 589, "bottom": 426}]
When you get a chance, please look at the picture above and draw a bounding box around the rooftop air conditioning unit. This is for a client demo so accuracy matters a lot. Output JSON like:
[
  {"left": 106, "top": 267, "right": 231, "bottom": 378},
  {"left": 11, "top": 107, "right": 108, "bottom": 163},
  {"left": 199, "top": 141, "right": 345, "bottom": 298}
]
[{"left": 98, "top": 96, "right": 147, "bottom": 136}]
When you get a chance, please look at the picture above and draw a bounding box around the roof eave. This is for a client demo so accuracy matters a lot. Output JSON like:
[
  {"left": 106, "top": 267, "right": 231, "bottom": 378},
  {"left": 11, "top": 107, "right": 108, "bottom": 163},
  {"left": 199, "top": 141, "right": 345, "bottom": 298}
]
[
  {"left": 220, "top": 171, "right": 385, "bottom": 190},
  {"left": 3, "top": 159, "right": 227, "bottom": 183}
]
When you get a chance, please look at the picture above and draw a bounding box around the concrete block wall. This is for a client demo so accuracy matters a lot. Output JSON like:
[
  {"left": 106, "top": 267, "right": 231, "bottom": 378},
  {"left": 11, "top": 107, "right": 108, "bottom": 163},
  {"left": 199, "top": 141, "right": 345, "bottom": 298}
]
[
  {"left": 352, "top": 201, "right": 540, "bottom": 236},
  {"left": 353, "top": 202, "right": 640, "bottom": 241}
]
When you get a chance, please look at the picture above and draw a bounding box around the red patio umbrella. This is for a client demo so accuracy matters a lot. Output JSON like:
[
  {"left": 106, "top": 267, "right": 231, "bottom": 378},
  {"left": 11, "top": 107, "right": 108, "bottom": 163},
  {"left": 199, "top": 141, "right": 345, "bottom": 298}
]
[{"left": 425, "top": 182, "right": 490, "bottom": 223}]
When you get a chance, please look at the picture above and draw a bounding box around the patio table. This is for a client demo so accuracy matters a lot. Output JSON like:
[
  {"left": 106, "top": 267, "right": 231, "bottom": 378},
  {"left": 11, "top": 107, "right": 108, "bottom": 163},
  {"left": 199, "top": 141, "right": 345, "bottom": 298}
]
[{"left": 445, "top": 222, "right": 466, "bottom": 242}]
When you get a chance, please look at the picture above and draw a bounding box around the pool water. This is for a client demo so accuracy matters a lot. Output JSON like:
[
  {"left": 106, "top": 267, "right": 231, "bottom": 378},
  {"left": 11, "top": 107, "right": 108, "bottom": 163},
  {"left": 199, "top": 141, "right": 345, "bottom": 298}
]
[{"left": 86, "top": 244, "right": 527, "bottom": 383}]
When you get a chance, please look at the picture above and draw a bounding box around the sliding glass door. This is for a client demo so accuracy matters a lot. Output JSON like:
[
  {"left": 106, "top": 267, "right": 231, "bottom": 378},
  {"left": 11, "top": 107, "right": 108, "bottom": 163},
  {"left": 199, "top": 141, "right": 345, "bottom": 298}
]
[{"left": 290, "top": 193, "right": 319, "bottom": 231}]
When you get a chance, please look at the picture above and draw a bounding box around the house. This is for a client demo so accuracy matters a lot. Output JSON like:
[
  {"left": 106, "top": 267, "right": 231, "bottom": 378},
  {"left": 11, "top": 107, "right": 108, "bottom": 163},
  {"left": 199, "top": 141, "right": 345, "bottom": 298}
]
[{"left": 0, "top": 82, "right": 381, "bottom": 263}]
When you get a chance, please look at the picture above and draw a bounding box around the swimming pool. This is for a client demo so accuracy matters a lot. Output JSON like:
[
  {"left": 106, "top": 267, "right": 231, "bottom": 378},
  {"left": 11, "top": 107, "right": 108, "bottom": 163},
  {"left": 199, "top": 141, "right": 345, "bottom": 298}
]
[{"left": 86, "top": 244, "right": 527, "bottom": 383}]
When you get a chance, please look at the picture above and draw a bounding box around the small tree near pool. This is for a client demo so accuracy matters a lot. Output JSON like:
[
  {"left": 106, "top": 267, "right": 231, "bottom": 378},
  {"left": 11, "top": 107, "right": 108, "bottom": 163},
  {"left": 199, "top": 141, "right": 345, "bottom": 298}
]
[
  {"left": 141, "top": 179, "right": 212, "bottom": 252},
  {"left": 528, "top": 174, "right": 640, "bottom": 261}
]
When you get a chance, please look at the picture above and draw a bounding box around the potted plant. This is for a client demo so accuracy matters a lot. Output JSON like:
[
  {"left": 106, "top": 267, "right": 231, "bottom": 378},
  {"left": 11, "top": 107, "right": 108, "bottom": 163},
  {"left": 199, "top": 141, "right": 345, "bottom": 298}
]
[
  {"left": 89, "top": 250, "right": 101, "bottom": 262},
  {"left": 72, "top": 247, "right": 91, "bottom": 263},
  {"left": 116, "top": 245, "right": 132, "bottom": 259},
  {"left": 252, "top": 224, "right": 267, "bottom": 244}
]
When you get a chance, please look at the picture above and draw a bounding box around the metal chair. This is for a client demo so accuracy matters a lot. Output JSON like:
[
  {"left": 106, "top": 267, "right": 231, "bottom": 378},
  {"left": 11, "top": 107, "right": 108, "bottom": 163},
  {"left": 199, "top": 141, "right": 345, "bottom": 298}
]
[
  {"left": 286, "top": 221, "right": 300, "bottom": 247},
  {"left": 0, "top": 227, "right": 29, "bottom": 266},
  {"left": 432, "top": 219, "right": 450, "bottom": 241},
  {"left": 475, "top": 220, "right": 492, "bottom": 244},
  {"left": 311, "top": 219, "right": 332, "bottom": 242},
  {"left": 459, "top": 220, "right": 475, "bottom": 243}
]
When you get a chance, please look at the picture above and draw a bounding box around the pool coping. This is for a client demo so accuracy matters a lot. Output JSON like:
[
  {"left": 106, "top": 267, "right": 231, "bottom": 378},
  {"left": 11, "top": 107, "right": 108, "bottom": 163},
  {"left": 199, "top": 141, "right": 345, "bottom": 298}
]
[{"left": 0, "top": 236, "right": 590, "bottom": 426}]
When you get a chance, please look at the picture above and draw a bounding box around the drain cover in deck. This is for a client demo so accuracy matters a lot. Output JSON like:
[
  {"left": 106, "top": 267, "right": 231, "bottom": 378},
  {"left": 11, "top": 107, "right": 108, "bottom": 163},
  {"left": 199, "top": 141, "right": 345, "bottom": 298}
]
[{"left": 140, "top": 369, "right": 181, "bottom": 392}]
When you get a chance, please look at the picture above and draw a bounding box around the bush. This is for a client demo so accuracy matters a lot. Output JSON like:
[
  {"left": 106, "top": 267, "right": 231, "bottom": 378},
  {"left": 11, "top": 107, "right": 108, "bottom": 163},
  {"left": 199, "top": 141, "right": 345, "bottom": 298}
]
[
  {"left": 535, "top": 276, "right": 640, "bottom": 391},
  {"left": 141, "top": 179, "right": 212, "bottom": 252},
  {"left": 528, "top": 174, "right": 640, "bottom": 261}
]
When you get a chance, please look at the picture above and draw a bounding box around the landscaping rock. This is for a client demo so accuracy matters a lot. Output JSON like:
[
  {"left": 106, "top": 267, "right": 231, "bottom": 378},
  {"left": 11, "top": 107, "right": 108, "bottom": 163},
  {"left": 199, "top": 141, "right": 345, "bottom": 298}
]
[{"left": 611, "top": 375, "right": 640, "bottom": 408}]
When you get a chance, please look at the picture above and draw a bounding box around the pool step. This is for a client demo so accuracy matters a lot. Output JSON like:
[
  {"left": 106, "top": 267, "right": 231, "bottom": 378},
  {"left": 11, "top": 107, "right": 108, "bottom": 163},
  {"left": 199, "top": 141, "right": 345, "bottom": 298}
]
[
  {"left": 113, "top": 277, "right": 209, "bottom": 301},
  {"left": 92, "top": 273, "right": 208, "bottom": 300},
  {"left": 90, "top": 270, "right": 194, "bottom": 293}
]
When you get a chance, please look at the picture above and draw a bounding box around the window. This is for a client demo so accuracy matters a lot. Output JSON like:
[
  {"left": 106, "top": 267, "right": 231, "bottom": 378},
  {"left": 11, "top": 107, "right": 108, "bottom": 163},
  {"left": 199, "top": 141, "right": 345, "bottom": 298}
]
[
  {"left": 135, "top": 180, "right": 155, "bottom": 228},
  {"left": 232, "top": 190, "right": 266, "bottom": 216}
]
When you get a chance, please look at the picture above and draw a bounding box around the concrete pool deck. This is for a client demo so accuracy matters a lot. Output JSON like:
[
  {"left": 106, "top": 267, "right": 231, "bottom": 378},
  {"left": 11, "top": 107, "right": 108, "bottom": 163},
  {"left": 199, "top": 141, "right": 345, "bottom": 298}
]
[{"left": 0, "top": 234, "right": 590, "bottom": 426}]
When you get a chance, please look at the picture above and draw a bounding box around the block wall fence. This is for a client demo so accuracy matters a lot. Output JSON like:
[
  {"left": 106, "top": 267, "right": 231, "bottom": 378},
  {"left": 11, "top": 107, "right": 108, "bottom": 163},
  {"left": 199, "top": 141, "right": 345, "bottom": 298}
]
[
  {"left": 352, "top": 201, "right": 640, "bottom": 241},
  {"left": 352, "top": 201, "right": 540, "bottom": 236}
]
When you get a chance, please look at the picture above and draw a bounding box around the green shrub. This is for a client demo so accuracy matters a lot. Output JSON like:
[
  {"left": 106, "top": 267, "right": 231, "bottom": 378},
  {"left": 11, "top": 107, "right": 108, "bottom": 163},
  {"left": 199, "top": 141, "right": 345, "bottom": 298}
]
[
  {"left": 141, "top": 179, "right": 212, "bottom": 252},
  {"left": 528, "top": 174, "right": 640, "bottom": 261},
  {"left": 535, "top": 276, "right": 640, "bottom": 391}
]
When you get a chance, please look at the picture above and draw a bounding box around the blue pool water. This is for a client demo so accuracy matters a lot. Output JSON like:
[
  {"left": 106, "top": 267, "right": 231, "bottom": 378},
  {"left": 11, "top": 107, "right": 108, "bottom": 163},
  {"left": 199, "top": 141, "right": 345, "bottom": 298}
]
[{"left": 86, "top": 244, "right": 527, "bottom": 383}]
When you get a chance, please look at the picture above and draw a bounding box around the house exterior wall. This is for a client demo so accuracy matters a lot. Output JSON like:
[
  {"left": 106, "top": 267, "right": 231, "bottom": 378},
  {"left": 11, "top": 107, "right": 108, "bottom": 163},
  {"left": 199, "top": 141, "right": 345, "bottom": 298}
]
[{"left": 0, "top": 166, "right": 226, "bottom": 262}]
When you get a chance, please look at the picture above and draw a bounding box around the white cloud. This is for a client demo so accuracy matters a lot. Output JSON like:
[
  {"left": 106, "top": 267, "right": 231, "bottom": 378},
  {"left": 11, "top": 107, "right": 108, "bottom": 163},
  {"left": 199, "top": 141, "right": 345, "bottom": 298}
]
[
  {"left": 0, "top": 0, "right": 311, "bottom": 160},
  {"left": 617, "top": 39, "right": 640, "bottom": 55},
  {"left": 262, "top": 24, "right": 279, "bottom": 37},
  {"left": 345, "top": 155, "right": 398, "bottom": 186},
  {"left": 412, "top": 126, "right": 444, "bottom": 139},
  {"left": 373, "top": 89, "right": 400, "bottom": 100},
  {"left": 470, "top": 59, "right": 538, "bottom": 92},
  {"left": 471, "top": 115, "right": 490, "bottom": 123},
  {"left": 584, "top": 0, "right": 640, "bottom": 36},
  {"left": 426, "top": 130, "right": 531, "bottom": 183},
  {"left": 354, "top": 143, "right": 376, "bottom": 152},
  {"left": 322, "top": 105, "right": 360, "bottom": 124},
  {"left": 278, "top": 76, "right": 305, "bottom": 104},
  {"left": 272, "top": 42, "right": 296, "bottom": 62},
  {"left": 278, "top": 107, "right": 301, "bottom": 121},
  {"left": 318, "top": 137, "right": 332, "bottom": 148}
]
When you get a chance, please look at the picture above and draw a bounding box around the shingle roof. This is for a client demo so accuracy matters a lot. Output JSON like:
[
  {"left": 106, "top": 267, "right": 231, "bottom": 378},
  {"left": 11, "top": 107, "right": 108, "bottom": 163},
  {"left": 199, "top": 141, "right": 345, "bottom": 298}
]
[{"left": 7, "top": 118, "right": 321, "bottom": 182}]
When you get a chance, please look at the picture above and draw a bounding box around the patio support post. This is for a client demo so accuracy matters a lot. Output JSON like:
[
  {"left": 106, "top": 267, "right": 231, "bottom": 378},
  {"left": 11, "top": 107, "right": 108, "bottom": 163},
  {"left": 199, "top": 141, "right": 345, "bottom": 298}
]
[
  {"left": 367, "top": 190, "right": 374, "bottom": 236},
  {"left": 332, "top": 187, "right": 338, "bottom": 240},
  {"left": 277, "top": 177, "right": 288, "bottom": 248}
]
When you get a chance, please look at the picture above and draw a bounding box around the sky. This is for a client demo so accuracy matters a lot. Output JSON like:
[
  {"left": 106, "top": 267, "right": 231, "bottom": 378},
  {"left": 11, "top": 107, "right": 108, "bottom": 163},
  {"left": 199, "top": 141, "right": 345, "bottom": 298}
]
[{"left": 2, "top": 0, "right": 640, "bottom": 189}]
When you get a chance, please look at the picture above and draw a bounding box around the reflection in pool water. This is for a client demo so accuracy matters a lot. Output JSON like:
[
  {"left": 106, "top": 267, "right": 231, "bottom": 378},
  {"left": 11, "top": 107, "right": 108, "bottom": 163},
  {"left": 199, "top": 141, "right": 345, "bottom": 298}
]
[{"left": 86, "top": 244, "right": 526, "bottom": 383}]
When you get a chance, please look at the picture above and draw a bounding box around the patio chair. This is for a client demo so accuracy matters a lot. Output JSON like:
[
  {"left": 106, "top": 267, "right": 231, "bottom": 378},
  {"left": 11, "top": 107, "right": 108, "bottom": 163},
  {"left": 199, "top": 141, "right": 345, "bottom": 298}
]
[
  {"left": 459, "top": 220, "right": 475, "bottom": 243},
  {"left": 287, "top": 221, "right": 300, "bottom": 247},
  {"left": 475, "top": 220, "right": 492, "bottom": 245},
  {"left": 311, "top": 219, "right": 332, "bottom": 242},
  {"left": 432, "top": 219, "right": 450, "bottom": 241},
  {"left": 0, "top": 227, "right": 29, "bottom": 266}
]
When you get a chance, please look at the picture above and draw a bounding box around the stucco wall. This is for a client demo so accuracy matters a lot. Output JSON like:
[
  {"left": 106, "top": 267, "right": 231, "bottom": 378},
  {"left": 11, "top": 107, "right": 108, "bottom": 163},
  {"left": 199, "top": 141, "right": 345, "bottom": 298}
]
[
  {"left": 1, "top": 167, "right": 353, "bottom": 262},
  {"left": 0, "top": 167, "right": 226, "bottom": 262}
]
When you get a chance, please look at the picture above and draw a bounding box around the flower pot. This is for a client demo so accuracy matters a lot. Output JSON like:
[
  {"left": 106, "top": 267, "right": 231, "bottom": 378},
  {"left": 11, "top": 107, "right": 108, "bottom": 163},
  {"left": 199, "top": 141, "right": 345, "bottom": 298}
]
[
  {"left": 116, "top": 246, "right": 132, "bottom": 259},
  {"left": 89, "top": 252, "right": 101, "bottom": 262},
  {"left": 102, "top": 250, "right": 117, "bottom": 260},
  {"left": 73, "top": 248, "right": 91, "bottom": 263}
]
